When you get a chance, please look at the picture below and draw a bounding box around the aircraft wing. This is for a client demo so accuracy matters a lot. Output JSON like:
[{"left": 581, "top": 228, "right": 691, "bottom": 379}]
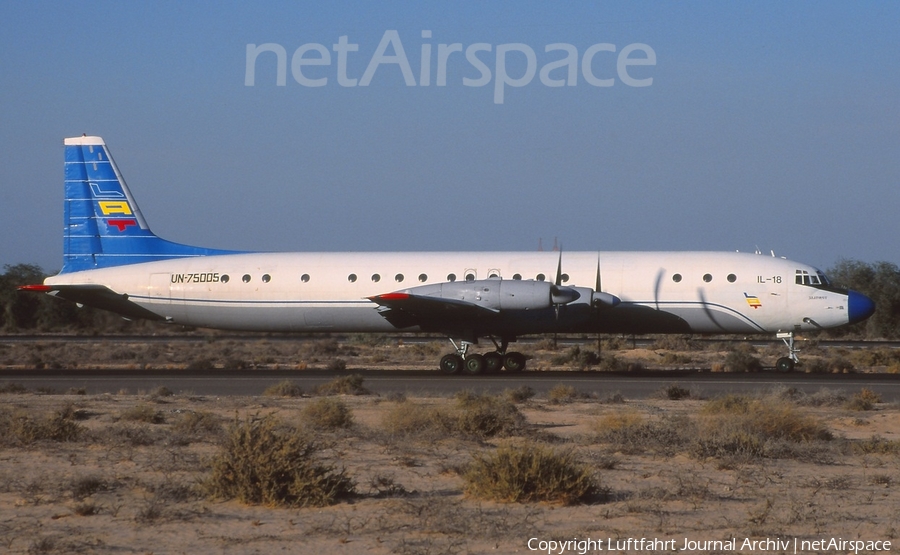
[{"left": 367, "top": 292, "right": 499, "bottom": 330}]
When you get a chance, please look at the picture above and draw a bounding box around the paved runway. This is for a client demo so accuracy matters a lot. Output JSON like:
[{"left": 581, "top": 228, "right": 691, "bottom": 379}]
[{"left": 3, "top": 368, "right": 900, "bottom": 401}]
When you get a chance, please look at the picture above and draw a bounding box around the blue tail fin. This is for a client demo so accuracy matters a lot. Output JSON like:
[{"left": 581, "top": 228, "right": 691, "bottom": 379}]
[{"left": 62, "top": 136, "right": 237, "bottom": 273}]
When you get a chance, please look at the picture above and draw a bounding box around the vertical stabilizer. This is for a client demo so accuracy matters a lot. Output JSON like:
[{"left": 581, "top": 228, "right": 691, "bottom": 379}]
[{"left": 61, "top": 136, "right": 236, "bottom": 273}]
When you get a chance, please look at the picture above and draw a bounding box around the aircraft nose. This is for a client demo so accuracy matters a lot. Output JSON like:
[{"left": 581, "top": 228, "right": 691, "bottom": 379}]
[{"left": 848, "top": 290, "right": 876, "bottom": 324}]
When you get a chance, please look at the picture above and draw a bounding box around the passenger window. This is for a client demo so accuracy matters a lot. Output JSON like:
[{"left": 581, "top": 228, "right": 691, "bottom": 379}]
[
  {"left": 448, "top": 273, "right": 456, "bottom": 282},
  {"left": 242, "top": 274, "right": 251, "bottom": 283},
  {"left": 395, "top": 274, "right": 404, "bottom": 282},
  {"left": 221, "top": 274, "right": 230, "bottom": 283},
  {"left": 560, "top": 273, "right": 569, "bottom": 283},
  {"left": 348, "top": 274, "right": 357, "bottom": 283},
  {"left": 465, "top": 273, "right": 475, "bottom": 282},
  {"left": 418, "top": 273, "right": 427, "bottom": 282},
  {"left": 371, "top": 274, "right": 381, "bottom": 282},
  {"left": 727, "top": 274, "right": 736, "bottom": 283},
  {"left": 536, "top": 274, "right": 546, "bottom": 282},
  {"left": 672, "top": 274, "right": 682, "bottom": 283},
  {"left": 301, "top": 274, "right": 310, "bottom": 283},
  {"left": 703, "top": 274, "right": 712, "bottom": 283},
  {"left": 513, "top": 273, "right": 522, "bottom": 280},
  {"left": 262, "top": 274, "right": 271, "bottom": 283}
]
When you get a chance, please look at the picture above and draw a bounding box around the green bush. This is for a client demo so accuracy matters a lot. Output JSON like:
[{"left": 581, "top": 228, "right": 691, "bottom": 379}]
[
  {"left": 206, "top": 414, "right": 354, "bottom": 507},
  {"left": 463, "top": 443, "right": 599, "bottom": 504}
]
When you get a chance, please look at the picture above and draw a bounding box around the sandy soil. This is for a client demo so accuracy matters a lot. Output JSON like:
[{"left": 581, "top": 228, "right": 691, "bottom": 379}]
[{"left": 1, "top": 383, "right": 899, "bottom": 555}]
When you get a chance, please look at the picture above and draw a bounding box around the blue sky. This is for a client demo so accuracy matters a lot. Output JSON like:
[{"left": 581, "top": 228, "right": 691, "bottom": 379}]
[{"left": 1, "top": 1, "right": 898, "bottom": 273}]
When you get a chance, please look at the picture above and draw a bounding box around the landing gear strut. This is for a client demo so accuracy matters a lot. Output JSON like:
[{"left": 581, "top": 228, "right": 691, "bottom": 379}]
[
  {"left": 776, "top": 331, "right": 799, "bottom": 372},
  {"left": 438, "top": 337, "right": 527, "bottom": 375}
]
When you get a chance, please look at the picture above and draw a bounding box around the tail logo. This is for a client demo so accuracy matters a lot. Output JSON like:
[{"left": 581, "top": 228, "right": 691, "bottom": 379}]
[
  {"left": 89, "top": 182, "right": 125, "bottom": 198},
  {"left": 106, "top": 219, "right": 138, "bottom": 232},
  {"left": 744, "top": 293, "right": 762, "bottom": 309},
  {"left": 99, "top": 201, "right": 133, "bottom": 215}
]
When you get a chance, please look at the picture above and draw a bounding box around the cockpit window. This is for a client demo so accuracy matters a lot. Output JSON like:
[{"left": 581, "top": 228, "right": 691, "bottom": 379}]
[{"left": 796, "top": 269, "right": 830, "bottom": 286}]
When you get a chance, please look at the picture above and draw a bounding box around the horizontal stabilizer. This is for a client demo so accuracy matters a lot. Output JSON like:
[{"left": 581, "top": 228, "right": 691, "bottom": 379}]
[{"left": 19, "top": 283, "right": 164, "bottom": 321}]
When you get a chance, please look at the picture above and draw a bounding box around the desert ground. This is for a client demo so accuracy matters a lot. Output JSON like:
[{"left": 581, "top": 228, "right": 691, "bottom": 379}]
[{"left": 1, "top": 336, "right": 899, "bottom": 554}]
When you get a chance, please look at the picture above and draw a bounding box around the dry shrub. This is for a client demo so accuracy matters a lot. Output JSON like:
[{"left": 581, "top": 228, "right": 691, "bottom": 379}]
[
  {"left": 722, "top": 350, "right": 762, "bottom": 372},
  {"left": 693, "top": 395, "right": 832, "bottom": 461},
  {"left": 0, "top": 405, "right": 84, "bottom": 445},
  {"left": 454, "top": 394, "right": 526, "bottom": 439},
  {"left": 547, "top": 384, "right": 581, "bottom": 404},
  {"left": 0, "top": 383, "right": 28, "bottom": 394},
  {"left": 803, "top": 357, "right": 856, "bottom": 374},
  {"left": 70, "top": 475, "right": 108, "bottom": 500},
  {"left": 848, "top": 347, "right": 900, "bottom": 368},
  {"left": 463, "top": 442, "right": 599, "bottom": 504},
  {"left": 854, "top": 436, "right": 900, "bottom": 455},
  {"left": 382, "top": 394, "right": 525, "bottom": 440},
  {"left": 551, "top": 346, "right": 601, "bottom": 369},
  {"left": 171, "top": 410, "right": 222, "bottom": 439},
  {"left": 263, "top": 380, "right": 303, "bottom": 397},
  {"left": 702, "top": 396, "right": 831, "bottom": 442},
  {"left": 314, "top": 374, "right": 370, "bottom": 396},
  {"left": 650, "top": 335, "right": 696, "bottom": 351},
  {"left": 119, "top": 404, "right": 165, "bottom": 424},
  {"left": 592, "top": 413, "right": 691, "bottom": 455},
  {"left": 302, "top": 397, "right": 354, "bottom": 430},
  {"left": 381, "top": 401, "right": 454, "bottom": 438},
  {"left": 657, "top": 384, "right": 691, "bottom": 400},
  {"left": 845, "top": 388, "right": 881, "bottom": 411},
  {"left": 504, "top": 385, "right": 536, "bottom": 404},
  {"left": 206, "top": 414, "right": 354, "bottom": 507}
]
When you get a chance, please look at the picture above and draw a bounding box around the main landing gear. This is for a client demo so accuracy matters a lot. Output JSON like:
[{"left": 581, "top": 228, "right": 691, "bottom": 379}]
[
  {"left": 439, "top": 338, "right": 527, "bottom": 375},
  {"left": 775, "top": 331, "right": 799, "bottom": 373}
]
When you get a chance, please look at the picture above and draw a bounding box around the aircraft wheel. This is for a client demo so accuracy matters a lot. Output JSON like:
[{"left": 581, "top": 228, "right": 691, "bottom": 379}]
[
  {"left": 463, "top": 353, "right": 485, "bottom": 375},
  {"left": 503, "top": 352, "right": 526, "bottom": 372},
  {"left": 440, "top": 354, "right": 463, "bottom": 374},
  {"left": 483, "top": 352, "right": 504, "bottom": 373},
  {"left": 775, "top": 357, "right": 795, "bottom": 373}
]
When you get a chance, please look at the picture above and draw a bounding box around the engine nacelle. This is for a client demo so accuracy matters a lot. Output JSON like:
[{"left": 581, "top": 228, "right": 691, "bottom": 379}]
[{"left": 398, "top": 279, "right": 581, "bottom": 311}]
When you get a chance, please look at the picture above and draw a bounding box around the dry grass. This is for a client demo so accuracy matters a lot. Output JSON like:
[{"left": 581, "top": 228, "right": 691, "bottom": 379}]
[{"left": 0, "top": 375, "right": 897, "bottom": 553}]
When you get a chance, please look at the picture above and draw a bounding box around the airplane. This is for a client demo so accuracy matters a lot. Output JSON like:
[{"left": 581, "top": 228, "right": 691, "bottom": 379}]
[{"left": 19, "top": 135, "right": 876, "bottom": 374}]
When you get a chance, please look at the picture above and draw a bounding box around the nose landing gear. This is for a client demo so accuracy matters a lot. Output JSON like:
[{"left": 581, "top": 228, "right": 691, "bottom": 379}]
[{"left": 775, "top": 331, "right": 799, "bottom": 372}]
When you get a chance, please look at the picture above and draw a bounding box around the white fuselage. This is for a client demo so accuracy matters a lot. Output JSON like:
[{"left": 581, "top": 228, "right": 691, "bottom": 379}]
[{"left": 45, "top": 250, "right": 852, "bottom": 335}]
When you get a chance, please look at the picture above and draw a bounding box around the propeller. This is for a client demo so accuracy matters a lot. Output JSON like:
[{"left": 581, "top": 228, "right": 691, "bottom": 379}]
[{"left": 590, "top": 256, "right": 621, "bottom": 307}]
